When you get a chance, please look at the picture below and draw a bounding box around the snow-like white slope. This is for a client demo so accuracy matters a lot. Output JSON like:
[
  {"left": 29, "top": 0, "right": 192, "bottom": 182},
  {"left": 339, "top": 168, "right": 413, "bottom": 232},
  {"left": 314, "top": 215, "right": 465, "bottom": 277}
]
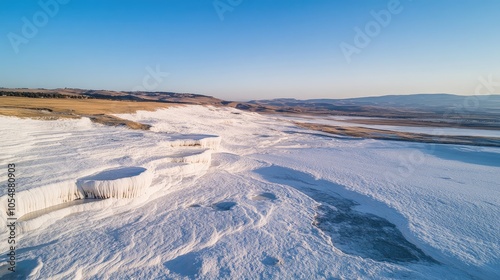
[
  {"left": 164, "top": 135, "right": 221, "bottom": 149},
  {"left": 0, "top": 106, "right": 498, "bottom": 279},
  {"left": 0, "top": 181, "right": 84, "bottom": 224},
  {"left": 77, "top": 167, "right": 153, "bottom": 199},
  {"left": 0, "top": 116, "right": 218, "bottom": 235}
]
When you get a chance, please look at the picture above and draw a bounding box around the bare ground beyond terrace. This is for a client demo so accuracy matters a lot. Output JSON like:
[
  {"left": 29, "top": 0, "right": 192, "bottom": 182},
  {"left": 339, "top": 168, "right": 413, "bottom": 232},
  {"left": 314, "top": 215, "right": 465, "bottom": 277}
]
[
  {"left": 0, "top": 97, "right": 175, "bottom": 130},
  {"left": 2, "top": 96, "right": 500, "bottom": 147},
  {"left": 295, "top": 122, "right": 500, "bottom": 147}
]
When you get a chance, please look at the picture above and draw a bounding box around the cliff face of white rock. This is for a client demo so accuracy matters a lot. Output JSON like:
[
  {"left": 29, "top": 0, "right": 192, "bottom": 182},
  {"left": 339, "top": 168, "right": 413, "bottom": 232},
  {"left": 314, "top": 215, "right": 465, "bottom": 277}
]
[
  {"left": 0, "top": 181, "right": 84, "bottom": 222},
  {"left": 77, "top": 167, "right": 153, "bottom": 199},
  {"left": 164, "top": 135, "right": 221, "bottom": 150},
  {"left": 0, "top": 116, "right": 223, "bottom": 236},
  {"left": 0, "top": 167, "right": 153, "bottom": 226}
]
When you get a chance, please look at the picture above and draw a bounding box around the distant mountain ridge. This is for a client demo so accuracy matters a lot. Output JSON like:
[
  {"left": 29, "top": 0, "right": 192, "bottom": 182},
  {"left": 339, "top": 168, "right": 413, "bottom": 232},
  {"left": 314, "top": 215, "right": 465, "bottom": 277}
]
[
  {"left": 0, "top": 88, "right": 224, "bottom": 105},
  {"left": 252, "top": 93, "right": 500, "bottom": 108},
  {"left": 249, "top": 93, "right": 500, "bottom": 116},
  {"left": 2, "top": 88, "right": 499, "bottom": 119}
]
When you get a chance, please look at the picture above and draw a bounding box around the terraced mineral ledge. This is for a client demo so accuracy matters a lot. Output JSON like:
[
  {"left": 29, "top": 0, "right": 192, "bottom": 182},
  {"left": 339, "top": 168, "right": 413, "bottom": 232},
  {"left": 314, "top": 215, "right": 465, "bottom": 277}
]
[
  {"left": 0, "top": 106, "right": 498, "bottom": 279},
  {"left": 0, "top": 119, "right": 221, "bottom": 233}
]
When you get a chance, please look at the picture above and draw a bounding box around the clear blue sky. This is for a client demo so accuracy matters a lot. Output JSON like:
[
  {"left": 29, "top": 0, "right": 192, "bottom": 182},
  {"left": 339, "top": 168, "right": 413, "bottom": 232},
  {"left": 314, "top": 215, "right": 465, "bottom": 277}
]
[{"left": 1, "top": 0, "right": 499, "bottom": 100}]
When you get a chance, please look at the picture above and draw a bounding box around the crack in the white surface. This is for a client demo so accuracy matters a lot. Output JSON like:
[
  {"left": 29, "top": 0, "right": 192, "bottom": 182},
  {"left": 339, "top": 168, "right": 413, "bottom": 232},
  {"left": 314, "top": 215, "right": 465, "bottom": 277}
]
[{"left": 256, "top": 165, "right": 437, "bottom": 264}]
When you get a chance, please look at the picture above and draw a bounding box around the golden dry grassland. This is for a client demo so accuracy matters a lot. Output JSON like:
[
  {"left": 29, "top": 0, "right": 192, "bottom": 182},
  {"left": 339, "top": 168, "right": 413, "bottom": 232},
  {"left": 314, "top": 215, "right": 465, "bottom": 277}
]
[{"left": 0, "top": 97, "right": 175, "bottom": 130}]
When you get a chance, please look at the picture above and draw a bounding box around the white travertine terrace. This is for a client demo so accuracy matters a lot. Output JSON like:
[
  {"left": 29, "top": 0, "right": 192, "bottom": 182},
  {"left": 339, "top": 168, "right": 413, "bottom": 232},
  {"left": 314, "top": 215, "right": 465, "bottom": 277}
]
[
  {"left": 76, "top": 167, "right": 153, "bottom": 199},
  {"left": 0, "top": 124, "right": 220, "bottom": 233}
]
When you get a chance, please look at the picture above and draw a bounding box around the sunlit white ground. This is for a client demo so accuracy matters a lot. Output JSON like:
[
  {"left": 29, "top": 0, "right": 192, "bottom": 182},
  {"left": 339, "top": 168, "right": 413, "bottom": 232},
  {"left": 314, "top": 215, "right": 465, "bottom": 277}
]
[{"left": 0, "top": 106, "right": 498, "bottom": 279}]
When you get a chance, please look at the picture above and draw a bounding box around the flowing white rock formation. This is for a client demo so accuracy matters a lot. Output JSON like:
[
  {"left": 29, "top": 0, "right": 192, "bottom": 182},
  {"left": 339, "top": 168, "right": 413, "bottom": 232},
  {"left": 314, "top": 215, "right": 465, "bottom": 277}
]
[
  {"left": 0, "top": 106, "right": 498, "bottom": 279},
  {"left": 76, "top": 167, "right": 153, "bottom": 199},
  {"left": 164, "top": 134, "right": 221, "bottom": 149},
  {"left": 2, "top": 145, "right": 214, "bottom": 231},
  {"left": 0, "top": 181, "right": 84, "bottom": 223}
]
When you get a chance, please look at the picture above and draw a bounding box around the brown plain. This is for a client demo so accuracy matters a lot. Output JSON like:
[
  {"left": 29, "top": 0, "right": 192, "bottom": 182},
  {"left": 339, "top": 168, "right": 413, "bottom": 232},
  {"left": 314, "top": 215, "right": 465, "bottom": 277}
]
[
  {"left": 295, "top": 122, "right": 500, "bottom": 147},
  {"left": 0, "top": 97, "right": 175, "bottom": 130}
]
